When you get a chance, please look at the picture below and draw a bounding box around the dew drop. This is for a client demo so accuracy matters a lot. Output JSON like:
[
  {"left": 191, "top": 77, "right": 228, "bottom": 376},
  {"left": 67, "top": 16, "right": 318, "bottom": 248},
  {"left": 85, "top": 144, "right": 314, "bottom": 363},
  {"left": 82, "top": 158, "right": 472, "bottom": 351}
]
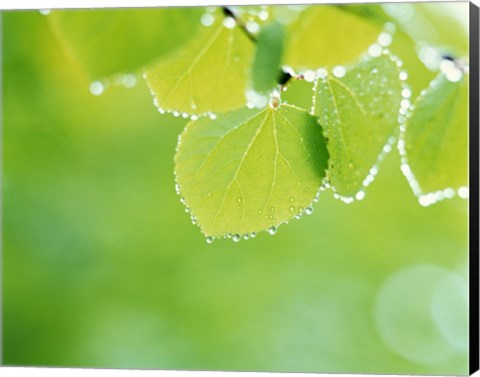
[
  {"left": 445, "top": 68, "right": 463, "bottom": 83},
  {"left": 259, "top": 10, "right": 269, "bottom": 21},
  {"left": 206, "top": 236, "right": 214, "bottom": 244},
  {"left": 289, "top": 206, "right": 295, "bottom": 212},
  {"left": 355, "top": 190, "right": 366, "bottom": 201},
  {"left": 368, "top": 43, "right": 382, "bottom": 58},
  {"left": 269, "top": 95, "right": 281, "bottom": 109},
  {"left": 190, "top": 115, "right": 199, "bottom": 121},
  {"left": 268, "top": 226, "right": 277, "bottom": 235},
  {"left": 39, "top": 9, "right": 51, "bottom": 15},
  {"left": 458, "top": 186, "right": 469, "bottom": 199},
  {"left": 419, "top": 195, "right": 433, "bottom": 207},
  {"left": 305, "top": 206, "right": 313, "bottom": 215},
  {"left": 332, "top": 66, "right": 346, "bottom": 78},
  {"left": 303, "top": 70, "right": 316, "bottom": 82},
  {"left": 316, "top": 68, "right": 328, "bottom": 79},
  {"left": 173, "top": 111, "right": 180, "bottom": 117},
  {"left": 401, "top": 98, "right": 410, "bottom": 109},
  {"left": 89, "top": 81, "right": 104, "bottom": 96},
  {"left": 443, "top": 188, "right": 455, "bottom": 199},
  {"left": 378, "top": 32, "right": 393, "bottom": 47},
  {"left": 246, "top": 20, "right": 260, "bottom": 34},
  {"left": 209, "top": 113, "right": 217, "bottom": 120},
  {"left": 232, "top": 234, "right": 241, "bottom": 242},
  {"left": 399, "top": 71, "right": 408, "bottom": 81},
  {"left": 401, "top": 88, "right": 412, "bottom": 98},
  {"left": 250, "top": 232, "right": 256, "bottom": 238},
  {"left": 121, "top": 74, "right": 137, "bottom": 88},
  {"left": 223, "top": 17, "right": 236, "bottom": 29},
  {"left": 201, "top": 13, "right": 215, "bottom": 27}
]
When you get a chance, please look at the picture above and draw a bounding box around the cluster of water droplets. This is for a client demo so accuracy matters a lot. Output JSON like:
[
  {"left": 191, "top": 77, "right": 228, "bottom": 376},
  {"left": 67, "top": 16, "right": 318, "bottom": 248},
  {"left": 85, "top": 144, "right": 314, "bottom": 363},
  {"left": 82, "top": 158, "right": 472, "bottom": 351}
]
[
  {"left": 174, "top": 177, "right": 321, "bottom": 244},
  {"left": 397, "top": 73, "right": 469, "bottom": 206},
  {"left": 200, "top": 5, "right": 268, "bottom": 37},
  {"left": 88, "top": 73, "right": 138, "bottom": 97},
  {"left": 269, "top": 5, "right": 306, "bottom": 25},
  {"left": 309, "top": 25, "right": 403, "bottom": 204},
  {"left": 144, "top": 73, "right": 217, "bottom": 122},
  {"left": 200, "top": 7, "right": 217, "bottom": 27}
]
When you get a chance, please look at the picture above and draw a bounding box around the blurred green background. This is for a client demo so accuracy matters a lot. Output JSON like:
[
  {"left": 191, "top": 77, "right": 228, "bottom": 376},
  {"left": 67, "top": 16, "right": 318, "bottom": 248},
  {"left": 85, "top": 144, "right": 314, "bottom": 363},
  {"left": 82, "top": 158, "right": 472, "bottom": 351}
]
[{"left": 2, "top": 6, "right": 469, "bottom": 375}]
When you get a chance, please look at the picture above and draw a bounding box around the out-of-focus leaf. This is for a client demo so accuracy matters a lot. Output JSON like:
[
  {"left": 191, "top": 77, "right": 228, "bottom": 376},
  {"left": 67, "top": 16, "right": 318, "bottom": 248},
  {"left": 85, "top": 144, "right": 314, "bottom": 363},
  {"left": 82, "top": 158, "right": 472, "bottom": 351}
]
[
  {"left": 49, "top": 7, "right": 202, "bottom": 79},
  {"left": 285, "top": 5, "right": 381, "bottom": 69},
  {"left": 251, "top": 22, "right": 284, "bottom": 93}
]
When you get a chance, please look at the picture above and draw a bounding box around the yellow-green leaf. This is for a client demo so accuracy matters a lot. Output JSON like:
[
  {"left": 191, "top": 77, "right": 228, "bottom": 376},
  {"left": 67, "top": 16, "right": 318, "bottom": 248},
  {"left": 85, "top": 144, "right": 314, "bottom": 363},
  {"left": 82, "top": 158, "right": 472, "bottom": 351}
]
[
  {"left": 285, "top": 5, "right": 382, "bottom": 69},
  {"left": 174, "top": 104, "right": 329, "bottom": 238},
  {"left": 145, "top": 20, "right": 254, "bottom": 116}
]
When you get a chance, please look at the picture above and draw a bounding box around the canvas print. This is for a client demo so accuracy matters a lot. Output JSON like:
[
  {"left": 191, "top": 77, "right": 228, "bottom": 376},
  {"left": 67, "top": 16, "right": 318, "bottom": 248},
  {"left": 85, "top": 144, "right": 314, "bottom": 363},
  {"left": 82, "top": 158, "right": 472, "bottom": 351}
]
[{"left": 2, "top": 2, "right": 476, "bottom": 375}]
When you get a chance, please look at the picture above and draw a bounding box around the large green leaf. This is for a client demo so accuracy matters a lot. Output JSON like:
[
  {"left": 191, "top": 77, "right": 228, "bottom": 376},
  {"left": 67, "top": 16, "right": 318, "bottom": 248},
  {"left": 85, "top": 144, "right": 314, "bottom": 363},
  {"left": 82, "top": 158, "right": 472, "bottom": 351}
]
[
  {"left": 399, "top": 73, "right": 468, "bottom": 205},
  {"left": 313, "top": 54, "right": 403, "bottom": 199},
  {"left": 145, "top": 19, "right": 254, "bottom": 116},
  {"left": 285, "top": 5, "right": 382, "bottom": 69},
  {"left": 49, "top": 7, "right": 202, "bottom": 80},
  {"left": 251, "top": 22, "right": 284, "bottom": 94},
  {"left": 174, "top": 104, "right": 329, "bottom": 239}
]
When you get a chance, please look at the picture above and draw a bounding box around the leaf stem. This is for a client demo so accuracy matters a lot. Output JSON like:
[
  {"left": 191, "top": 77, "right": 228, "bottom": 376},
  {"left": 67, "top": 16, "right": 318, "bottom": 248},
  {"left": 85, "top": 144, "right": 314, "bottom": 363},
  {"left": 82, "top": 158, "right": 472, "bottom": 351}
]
[
  {"left": 222, "top": 7, "right": 257, "bottom": 43},
  {"left": 222, "top": 6, "right": 301, "bottom": 88}
]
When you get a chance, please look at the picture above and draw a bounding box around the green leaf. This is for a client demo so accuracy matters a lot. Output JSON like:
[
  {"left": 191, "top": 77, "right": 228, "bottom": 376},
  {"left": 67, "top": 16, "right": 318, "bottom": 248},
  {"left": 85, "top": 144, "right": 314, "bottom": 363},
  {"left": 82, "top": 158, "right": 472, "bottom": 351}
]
[
  {"left": 312, "top": 54, "right": 403, "bottom": 199},
  {"left": 145, "top": 20, "right": 254, "bottom": 116},
  {"left": 285, "top": 5, "right": 382, "bottom": 69},
  {"left": 251, "top": 22, "right": 284, "bottom": 93},
  {"left": 174, "top": 104, "right": 329, "bottom": 238},
  {"left": 399, "top": 73, "right": 468, "bottom": 204},
  {"left": 49, "top": 7, "right": 202, "bottom": 80}
]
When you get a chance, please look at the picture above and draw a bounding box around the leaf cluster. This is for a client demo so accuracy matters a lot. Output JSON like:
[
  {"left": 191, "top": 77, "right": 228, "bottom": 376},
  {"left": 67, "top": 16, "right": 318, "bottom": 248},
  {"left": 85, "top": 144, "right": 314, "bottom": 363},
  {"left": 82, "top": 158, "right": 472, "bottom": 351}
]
[{"left": 48, "top": 4, "right": 469, "bottom": 240}]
